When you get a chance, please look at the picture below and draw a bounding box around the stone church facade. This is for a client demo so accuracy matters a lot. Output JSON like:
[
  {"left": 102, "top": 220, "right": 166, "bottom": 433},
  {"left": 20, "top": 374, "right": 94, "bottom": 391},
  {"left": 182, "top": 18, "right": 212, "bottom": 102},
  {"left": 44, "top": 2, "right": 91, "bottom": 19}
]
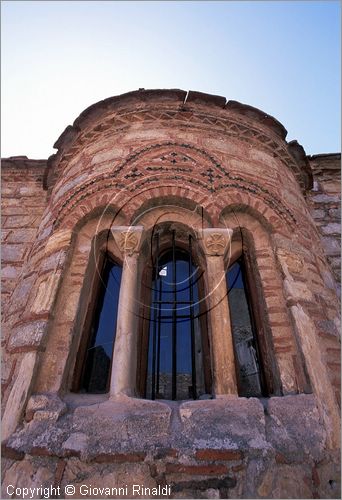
[{"left": 1, "top": 89, "right": 341, "bottom": 498}]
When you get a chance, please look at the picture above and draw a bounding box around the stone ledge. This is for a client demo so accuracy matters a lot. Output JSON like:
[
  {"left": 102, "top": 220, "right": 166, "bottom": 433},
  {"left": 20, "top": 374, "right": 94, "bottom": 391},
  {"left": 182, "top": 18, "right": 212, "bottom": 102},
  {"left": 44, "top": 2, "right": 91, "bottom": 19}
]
[{"left": 2, "top": 393, "right": 326, "bottom": 466}]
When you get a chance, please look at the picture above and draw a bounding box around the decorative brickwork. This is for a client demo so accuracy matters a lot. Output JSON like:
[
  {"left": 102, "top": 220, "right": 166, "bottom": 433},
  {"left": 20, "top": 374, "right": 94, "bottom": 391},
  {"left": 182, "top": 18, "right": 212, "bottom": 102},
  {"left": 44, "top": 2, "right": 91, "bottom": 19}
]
[{"left": 1, "top": 89, "right": 340, "bottom": 498}]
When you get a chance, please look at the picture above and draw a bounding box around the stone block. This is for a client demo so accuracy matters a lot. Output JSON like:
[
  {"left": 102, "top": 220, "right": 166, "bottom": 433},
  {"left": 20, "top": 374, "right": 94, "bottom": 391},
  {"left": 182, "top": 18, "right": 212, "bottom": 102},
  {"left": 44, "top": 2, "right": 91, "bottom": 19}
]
[
  {"left": 6, "top": 416, "right": 71, "bottom": 457},
  {"left": 179, "top": 397, "right": 268, "bottom": 452},
  {"left": 1, "top": 351, "right": 38, "bottom": 440},
  {"left": 312, "top": 194, "right": 340, "bottom": 203},
  {"left": 61, "top": 460, "right": 158, "bottom": 499},
  {"left": 1, "top": 244, "right": 25, "bottom": 262},
  {"left": 315, "top": 455, "right": 341, "bottom": 498},
  {"left": 8, "top": 320, "right": 47, "bottom": 351},
  {"left": 271, "top": 464, "right": 313, "bottom": 498},
  {"left": 40, "top": 251, "right": 66, "bottom": 272},
  {"left": 1, "top": 459, "right": 55, "bottom": 500},
  {"left": 321, "top": 236, "right": 341, "bottom": 255},
  {"left": 283, "top": 277, "right": 313, "bottom": 302},
  {"left": 25, "top": 393, "right": 67, "bottom": 422},
  {"left": 312, "top": 209, "right": 325, "bottom": 219},
  {"left": 72, "top": 398, "right": 172, "bottom": 456},
  {"left": 265, "top": 394, "right": 326, "bottom": 462},
  {"left": 321, "top": 223, "right": 341, "bottom": 235},
  {"left": 328, "top": 208, "right": 341, "bottom": 220},
  {"left": 4, "top": 215, "right": 38, "bottom": 228},
  {"left": 1, "top": 266, "right": 18, "bottom": 279},
  {"left": 45, "top": 228, "right": 72, "bottom": 253},
  {"left": 6, "top": 228, "right": 37, "bottom": 243},
  {"left": 62, "top": 432, "right": 89, "bottom": 457},
  {"left": 30, "top": 273, "right": 61, "bottom": 314}
]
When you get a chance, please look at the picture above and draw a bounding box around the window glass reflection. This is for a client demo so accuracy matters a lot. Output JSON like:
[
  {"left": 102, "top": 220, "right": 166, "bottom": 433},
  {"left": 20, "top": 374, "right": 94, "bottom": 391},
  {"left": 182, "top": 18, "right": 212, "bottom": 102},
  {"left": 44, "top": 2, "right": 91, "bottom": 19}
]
[
  {"left": 227, "top": 259, "right": 263, "bottom": 397},
  {"left": 81, "top": 258, "right": 122, "bottom": 393}
]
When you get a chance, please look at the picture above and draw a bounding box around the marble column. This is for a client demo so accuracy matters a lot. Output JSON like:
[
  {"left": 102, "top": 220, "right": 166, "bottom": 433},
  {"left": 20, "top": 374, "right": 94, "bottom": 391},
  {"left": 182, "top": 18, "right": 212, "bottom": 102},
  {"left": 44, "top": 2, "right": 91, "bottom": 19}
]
[
  {"left": 110, "top": 226, "right": 143, "bottom": 397},
  {"left": 202, "top": 228, "right": 238, "bottom": 396}
]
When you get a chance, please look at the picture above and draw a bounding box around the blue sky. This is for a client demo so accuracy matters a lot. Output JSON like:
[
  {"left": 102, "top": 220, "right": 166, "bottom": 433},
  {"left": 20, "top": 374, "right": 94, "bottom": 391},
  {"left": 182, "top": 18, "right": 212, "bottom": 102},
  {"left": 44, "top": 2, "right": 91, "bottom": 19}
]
[{"left": 1, "top": 1, "right": 340, "bottom": 158}]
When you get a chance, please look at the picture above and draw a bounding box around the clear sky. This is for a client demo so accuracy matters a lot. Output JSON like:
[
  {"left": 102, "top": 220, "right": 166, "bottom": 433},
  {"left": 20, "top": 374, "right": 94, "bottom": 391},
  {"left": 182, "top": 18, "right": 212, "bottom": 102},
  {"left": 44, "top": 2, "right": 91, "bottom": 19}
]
[{"left": 1, "top": 1, "right": 340, "bottom": 159}]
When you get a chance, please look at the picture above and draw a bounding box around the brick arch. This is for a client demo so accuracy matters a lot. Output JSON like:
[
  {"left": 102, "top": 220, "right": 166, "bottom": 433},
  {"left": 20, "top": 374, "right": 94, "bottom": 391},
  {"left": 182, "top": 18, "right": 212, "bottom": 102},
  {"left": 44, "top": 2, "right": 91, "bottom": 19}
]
[
  {"left": 51, "top": 140, "right": 226, "bottom": 225},
  {"left": 54, "top": 179, "right": 220, "bottom": 230},
  {"left": 216, "top": 191, "right": 294, "bottom": 236},
  {"left": 129, "top": 195, "right": 213, "bottom": 227},
  {"left": 51, "top": 138, "right": 298, "bottom": 236},
  {"left": 55, "top": 191, "right": 129, "bottom": 230},
  {"left": 69, "top": 204, "right": 127, "bottom": 234}
]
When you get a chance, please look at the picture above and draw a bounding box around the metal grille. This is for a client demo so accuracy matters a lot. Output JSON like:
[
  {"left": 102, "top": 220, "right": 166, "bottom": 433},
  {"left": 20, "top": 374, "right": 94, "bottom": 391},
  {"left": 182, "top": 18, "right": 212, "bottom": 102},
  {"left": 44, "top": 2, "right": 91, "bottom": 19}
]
[{"left": 149, "top": 231, "right": 198, "bottom": 401}]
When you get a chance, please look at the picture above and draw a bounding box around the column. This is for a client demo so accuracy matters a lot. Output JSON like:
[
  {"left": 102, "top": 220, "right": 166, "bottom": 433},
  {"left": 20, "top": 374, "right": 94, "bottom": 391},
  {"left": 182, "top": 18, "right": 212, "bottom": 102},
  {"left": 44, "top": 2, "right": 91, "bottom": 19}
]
[
  {"left": 110, "top": 226, "right": 143, "bottom": 397},
  {"left": 202, "top": 228, "right": 238, "bottom": 396}
]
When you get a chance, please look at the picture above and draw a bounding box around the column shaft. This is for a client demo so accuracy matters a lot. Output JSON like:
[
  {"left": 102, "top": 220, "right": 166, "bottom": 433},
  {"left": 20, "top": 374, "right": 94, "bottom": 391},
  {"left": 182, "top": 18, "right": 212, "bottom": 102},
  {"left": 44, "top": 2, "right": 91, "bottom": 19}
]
[
  {"left": 206, "top": 255, "right": 237, "bottom": 395},
  {"left": 110, "top": 254, "right": 139, "bottom": 396}
]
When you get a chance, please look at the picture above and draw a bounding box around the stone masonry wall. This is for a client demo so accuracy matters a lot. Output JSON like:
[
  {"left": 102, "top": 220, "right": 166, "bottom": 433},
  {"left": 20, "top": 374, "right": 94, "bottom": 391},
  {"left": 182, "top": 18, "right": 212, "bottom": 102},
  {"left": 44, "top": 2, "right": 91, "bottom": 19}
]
[
  {"left": 1, "top": 395, "right": 341, "bottom": 499},
  {"left": 1, "top": 157, "right": 48, "bottom": 414},
  {"left": 307, "top": 153, "right": 341, "bottom": 292}
]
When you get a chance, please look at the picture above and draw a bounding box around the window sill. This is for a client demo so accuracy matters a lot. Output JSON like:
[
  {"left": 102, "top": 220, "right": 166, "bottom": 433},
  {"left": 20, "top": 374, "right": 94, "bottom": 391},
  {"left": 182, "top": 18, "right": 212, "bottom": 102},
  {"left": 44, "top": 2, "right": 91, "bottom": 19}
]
[{"left": 4, "top": 393, "right": 324, "bottom": 466}]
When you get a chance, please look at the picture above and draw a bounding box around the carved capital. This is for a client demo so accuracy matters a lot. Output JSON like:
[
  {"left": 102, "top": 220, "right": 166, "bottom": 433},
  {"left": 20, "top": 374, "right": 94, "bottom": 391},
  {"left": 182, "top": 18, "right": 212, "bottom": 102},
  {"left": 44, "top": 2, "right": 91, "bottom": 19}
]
[
  {"left": 111, "top": 226, "right": 144, "bottom": 256},
  {"left": 201, "top": 228, "right": 233, "bottom": 256}
]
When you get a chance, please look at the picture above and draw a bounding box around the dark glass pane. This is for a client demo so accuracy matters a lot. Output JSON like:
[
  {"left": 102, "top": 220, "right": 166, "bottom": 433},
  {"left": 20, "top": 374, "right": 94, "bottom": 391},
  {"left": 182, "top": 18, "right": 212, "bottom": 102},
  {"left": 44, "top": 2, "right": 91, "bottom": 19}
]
[
  {"left": 146, "top": 248, "right": 205, "bottom": 400},
  {"left": 227, "top": 260, "right": 263, "bottom": 397},
  {"left": 81, "top": 258, "right": 122, "bottom": 393}
]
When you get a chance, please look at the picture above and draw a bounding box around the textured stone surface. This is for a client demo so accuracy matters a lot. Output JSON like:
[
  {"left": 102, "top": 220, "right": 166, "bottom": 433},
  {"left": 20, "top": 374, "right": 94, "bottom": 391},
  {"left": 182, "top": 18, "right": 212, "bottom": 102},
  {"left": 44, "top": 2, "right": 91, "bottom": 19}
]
[
  {"left": 179, "top": 397, "right": 268, "bottom": 451},
  {"left": 72, "top": 398, "right": 172, "bottom": 456},
  {"left": 308, "top": 153, "right": 341, "bottom": 289},
  {"left": 265, "top": 394, "right": 326, "bottom": 461},
  {"left": 25, "top": 393, "right": 67, "bottom": 422},
  {"left": 2, "top": 352, "right": 37, "bottom": 441},
  {"left": 8, "top": 320, "right": 47, "bottom": 351},
  {"left": 1, "top": 394, "right": 340, "bottom": 499},
  {"left": 2, "top": 459, "right": 55, "bottom": 500}
]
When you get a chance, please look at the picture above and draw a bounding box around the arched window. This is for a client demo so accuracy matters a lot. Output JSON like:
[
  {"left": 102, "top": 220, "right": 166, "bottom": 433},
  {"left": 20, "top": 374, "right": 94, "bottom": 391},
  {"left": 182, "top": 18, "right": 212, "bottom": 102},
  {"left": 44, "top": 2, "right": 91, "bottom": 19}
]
[
  {"left": 145, "top": 231, "right": 210, "bottom": 401},
  {"left": 72, "top": 255, "right": 122, "bottom": 394},
  {"left": 227, "top": 256, "right": 266, "bottom": 397}
]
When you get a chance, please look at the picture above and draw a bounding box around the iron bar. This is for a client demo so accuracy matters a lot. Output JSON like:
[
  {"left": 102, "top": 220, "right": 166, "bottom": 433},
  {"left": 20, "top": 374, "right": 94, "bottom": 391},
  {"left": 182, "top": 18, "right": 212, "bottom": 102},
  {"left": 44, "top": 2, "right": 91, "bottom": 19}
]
[
  {"left": 156, "top": 259, "right": 162, "bottom": 396},
  {"left": 151, "top": 233, "right": 159, "bottom": 400},
  {"left": 172, "top": 230, "right": 177, "bottom": 400},
  {"left": 189, "top": 235, "right": 197, "bottom": 399}
]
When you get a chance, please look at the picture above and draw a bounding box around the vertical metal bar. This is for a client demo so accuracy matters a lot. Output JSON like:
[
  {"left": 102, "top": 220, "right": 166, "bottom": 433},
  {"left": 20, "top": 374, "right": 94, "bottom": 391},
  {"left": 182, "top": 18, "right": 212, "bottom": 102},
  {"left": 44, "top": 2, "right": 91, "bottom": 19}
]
[
  {"left": 172, "top": 230, "right": 177, "bottom": 400},
  {"left": 151, "top": 233, "right": 159, "bottom": 400},
  {"left": 156, "top": 260, "right": 162, "bottom": 396},
  {"left": 189, "top": 235, "right": 197, "bottom": 399}
]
